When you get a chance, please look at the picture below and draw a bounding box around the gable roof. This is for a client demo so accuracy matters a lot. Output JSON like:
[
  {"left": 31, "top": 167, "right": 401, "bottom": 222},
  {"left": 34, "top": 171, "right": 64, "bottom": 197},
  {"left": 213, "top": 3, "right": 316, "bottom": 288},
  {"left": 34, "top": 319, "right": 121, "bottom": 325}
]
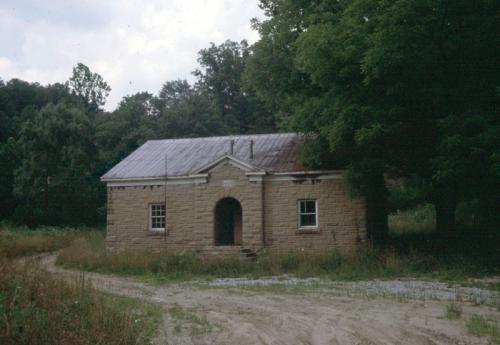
[{"left": 101, "top": 133, "right": 306, "bottom": 181}]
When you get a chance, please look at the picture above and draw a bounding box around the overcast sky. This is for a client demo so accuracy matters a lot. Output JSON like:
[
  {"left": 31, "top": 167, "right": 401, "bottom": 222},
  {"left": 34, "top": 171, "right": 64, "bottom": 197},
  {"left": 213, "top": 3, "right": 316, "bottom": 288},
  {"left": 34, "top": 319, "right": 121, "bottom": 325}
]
[{"left": 0, "top": 0, "right": 265, "bottom": 110}]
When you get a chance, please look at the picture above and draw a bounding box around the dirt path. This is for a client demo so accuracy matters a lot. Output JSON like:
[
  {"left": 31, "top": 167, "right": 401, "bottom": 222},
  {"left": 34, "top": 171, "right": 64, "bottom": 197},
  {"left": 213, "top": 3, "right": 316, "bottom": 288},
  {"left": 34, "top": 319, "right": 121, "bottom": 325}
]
[{"left": 39, "top": 254, "right": 498, "bottom": 345}]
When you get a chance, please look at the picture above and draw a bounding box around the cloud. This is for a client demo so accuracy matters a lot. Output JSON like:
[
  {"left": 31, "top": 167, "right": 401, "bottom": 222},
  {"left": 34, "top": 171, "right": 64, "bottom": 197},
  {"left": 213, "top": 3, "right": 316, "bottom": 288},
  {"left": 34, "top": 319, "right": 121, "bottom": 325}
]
[{"left": 0, "top": 0, "right": 264, "bottom": 110}]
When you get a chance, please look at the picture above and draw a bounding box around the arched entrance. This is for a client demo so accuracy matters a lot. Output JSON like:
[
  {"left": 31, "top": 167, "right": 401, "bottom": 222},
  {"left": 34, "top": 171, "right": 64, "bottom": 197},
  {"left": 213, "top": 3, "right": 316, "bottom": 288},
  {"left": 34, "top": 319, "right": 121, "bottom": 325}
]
[{"left": 214, "top": 197, "right": 242, "bottom": 246}]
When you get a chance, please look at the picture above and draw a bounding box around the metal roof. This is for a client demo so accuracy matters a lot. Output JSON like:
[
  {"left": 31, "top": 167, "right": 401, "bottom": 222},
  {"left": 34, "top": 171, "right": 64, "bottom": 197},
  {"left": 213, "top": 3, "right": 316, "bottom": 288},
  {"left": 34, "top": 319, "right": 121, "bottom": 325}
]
[{"left": 101, "top": 133, "right": 306, "bottom": 180}]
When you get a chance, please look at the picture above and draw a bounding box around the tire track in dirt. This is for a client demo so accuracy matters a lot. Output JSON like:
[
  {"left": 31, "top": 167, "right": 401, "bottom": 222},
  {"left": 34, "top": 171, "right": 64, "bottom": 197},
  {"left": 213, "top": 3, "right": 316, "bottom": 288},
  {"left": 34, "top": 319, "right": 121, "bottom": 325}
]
[{"left": 38, "top": 254, "right": 499, "bottom": 345}]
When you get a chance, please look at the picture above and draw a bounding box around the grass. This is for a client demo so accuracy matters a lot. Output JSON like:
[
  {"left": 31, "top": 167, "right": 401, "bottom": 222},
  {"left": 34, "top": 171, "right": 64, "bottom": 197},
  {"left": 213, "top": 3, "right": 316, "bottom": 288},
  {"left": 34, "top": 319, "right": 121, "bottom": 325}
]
[
  {"left": 52, "top": 204, "right": 499, "bottom": 284},
  {"left": 168, "top": 306, "right": 218, "bottom": 335},
  {"left": 467, "top": 314, "right": 500, "bottom": 344},
  {"left": 445, "top": 303, "right": 463, "bottom": 320},
  {"left": 389, "top": 204, "right": 435, "bottom": 235},
  {"left": 57, "top": 228, "right": 500, "bottom": 284},
  {"left": 0, "top": 258, "right": 162, "bottom": 345},
  {"left": 0, "top": 223, "right": 100, "bottom": 259}
]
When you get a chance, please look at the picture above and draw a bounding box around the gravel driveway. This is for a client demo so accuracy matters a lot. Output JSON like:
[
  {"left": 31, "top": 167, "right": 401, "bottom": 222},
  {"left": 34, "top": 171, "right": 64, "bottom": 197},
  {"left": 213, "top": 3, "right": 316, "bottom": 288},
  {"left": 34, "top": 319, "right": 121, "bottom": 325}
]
[{"left": 40, "top": 254, "right": 499, "bottom": 345}]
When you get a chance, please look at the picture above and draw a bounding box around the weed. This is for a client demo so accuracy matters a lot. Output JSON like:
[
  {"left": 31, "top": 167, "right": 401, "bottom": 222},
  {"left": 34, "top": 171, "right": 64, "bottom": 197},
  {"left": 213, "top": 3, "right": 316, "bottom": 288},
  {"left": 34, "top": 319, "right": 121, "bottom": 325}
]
[
  {"left": 57, "top": 230, "right": 500, "bottom": 284},
  {"left": 168, "top": 306, "right": 217, "bottom": 335},
  {"left": 389, "top": 204, "right": 435, "bottom": 236},
  {"left": 0, "top": 259, "right": 162, "bottom": 345},
  {"left": 445, "top": 303, "right": 463, "bottom": 320},
  {"left": 467, "top": 314, "right": 500, "bottom": 344},
  {"left": 56, "top": 203, "right": 500, "bottom": 284}
]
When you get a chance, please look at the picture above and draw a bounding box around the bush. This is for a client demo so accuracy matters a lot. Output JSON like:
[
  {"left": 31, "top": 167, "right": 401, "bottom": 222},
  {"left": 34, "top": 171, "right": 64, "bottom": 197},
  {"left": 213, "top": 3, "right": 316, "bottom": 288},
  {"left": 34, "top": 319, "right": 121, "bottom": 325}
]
[{"left": 445, "top": 303, "right": 463, "bottom": 320}]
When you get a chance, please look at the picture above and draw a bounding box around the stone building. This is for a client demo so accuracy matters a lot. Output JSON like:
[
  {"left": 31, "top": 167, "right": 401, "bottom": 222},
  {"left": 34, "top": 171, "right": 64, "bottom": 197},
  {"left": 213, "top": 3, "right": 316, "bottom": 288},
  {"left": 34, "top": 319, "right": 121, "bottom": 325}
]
[{"left": 101, "top": 133, "right": 366, "bottom": 257}]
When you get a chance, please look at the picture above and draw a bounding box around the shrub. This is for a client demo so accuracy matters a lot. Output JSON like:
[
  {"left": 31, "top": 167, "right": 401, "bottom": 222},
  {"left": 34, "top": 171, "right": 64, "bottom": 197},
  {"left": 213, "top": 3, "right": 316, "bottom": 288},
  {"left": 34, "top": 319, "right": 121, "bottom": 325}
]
[{"left": 445, "top": 303, "right": 463, "bottom": 320}]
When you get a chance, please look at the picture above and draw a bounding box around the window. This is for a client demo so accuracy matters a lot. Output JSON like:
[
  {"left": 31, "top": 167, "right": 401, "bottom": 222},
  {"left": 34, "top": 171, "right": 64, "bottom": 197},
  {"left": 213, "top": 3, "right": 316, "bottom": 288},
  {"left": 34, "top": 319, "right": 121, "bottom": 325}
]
[
  {"left": 150, "top": 204, "right": 165, "bottom": 232},
  {"left": 298, "top": 199, "right": 318, "bottom": 228}
]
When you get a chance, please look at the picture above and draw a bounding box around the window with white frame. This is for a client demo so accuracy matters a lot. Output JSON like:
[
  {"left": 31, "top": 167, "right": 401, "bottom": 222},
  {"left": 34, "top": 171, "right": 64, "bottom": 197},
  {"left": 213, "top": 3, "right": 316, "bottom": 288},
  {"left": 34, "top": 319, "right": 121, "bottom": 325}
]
[
  {"left": 298, "top": 199, "right": 318, "bottom": 228},
  {"left": 149, "top": 204, "right": 165, "bottom": 232}
]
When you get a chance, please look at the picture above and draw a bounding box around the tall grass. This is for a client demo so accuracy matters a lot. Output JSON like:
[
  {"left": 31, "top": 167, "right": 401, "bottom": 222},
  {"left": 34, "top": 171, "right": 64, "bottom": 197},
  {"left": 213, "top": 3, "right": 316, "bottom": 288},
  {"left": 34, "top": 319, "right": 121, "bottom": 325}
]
[
  {"left": 0, "top": 259, "right": 161, "bottom": 345},
  {"left": 0, "top": 223, "right": 99, "bottom": 259},
  {"left": 467, "top": 315, "right": 500, "bottom": 344},
  {"left": 56, "top": 204, "right": 499, "bottom": 282},
  {"left": 389, "top": 204, "right": 435, "bottom": 235},
  {"left": 57, "top": 230, "right": 500, "bottom": 282}
]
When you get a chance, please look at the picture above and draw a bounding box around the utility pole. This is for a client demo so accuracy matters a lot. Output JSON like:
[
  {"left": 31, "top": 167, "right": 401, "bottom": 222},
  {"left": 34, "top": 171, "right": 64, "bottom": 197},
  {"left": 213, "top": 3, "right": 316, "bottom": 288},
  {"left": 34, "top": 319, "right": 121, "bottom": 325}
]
[
  {"left": 44, "top": 174, "right": 50, "bottom": 223},
  {"left": 164, "top": 154, "right": 167, "bottom": 239}
]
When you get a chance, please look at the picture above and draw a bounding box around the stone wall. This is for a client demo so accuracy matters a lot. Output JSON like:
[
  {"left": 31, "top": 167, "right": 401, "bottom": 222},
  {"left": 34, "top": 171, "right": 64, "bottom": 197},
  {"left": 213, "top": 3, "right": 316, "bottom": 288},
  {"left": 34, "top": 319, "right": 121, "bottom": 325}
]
[
  {"left": 106, "top": 162, "right": 366, "bottom": 256},
  {"left": 106, "top": 162, "right": 263, "bottom": 254},
  {"left": 263, "top": 178, "right": 366, "bottom": 255}
]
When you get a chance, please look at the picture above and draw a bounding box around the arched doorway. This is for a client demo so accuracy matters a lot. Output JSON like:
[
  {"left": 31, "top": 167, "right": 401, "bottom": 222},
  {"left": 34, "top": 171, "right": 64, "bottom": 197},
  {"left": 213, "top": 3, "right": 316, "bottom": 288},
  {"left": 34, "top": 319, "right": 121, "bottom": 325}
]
[{"left": 214, "top": 197, "right": 242, "bottom": 246}]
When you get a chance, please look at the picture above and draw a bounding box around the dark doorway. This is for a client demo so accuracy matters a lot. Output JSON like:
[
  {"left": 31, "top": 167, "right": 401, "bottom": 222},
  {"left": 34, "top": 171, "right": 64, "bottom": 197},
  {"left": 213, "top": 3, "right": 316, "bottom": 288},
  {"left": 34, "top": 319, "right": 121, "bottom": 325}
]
[{"left": 214, "top": 197, "right": 242, "bottom": 246}]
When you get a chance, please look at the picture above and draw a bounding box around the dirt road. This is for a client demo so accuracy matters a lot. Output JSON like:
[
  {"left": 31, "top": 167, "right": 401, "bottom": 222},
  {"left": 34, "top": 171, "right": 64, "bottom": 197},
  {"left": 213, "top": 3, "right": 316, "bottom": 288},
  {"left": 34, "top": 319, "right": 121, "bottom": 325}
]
[{"left": 40, "top": 255, "right": 498, "bottom": 345}]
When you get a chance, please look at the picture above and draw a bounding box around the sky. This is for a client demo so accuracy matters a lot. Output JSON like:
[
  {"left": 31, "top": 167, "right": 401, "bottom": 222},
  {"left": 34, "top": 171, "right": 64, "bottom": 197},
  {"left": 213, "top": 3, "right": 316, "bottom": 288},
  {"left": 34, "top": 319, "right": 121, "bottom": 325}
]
[{"left": 0, "top": 0, "right": 265, "bottom": 110}]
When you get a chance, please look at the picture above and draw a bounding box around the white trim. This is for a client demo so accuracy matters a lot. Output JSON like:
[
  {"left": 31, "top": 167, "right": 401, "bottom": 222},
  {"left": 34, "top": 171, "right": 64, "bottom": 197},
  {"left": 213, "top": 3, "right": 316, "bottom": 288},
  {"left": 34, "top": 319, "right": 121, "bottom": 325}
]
[
  {"left": 103, "top": 170, "right": 343, "bottom": 187},
  {"left": 264, "top": 173, "right": 342, "bottom": 182},
  {"left": 101, "top": 174, "right": 208, "bottom": 182},
  {"left": 272, "top": 170, "right": 343, "bottom": 176},
  {"left": 245, "top": 171, "right": 266, "bottom": 182},
  {"left": 297, "top": 199, "right": 319, "bottom": 229},
  {"left": 191, "top": 155, "right": 264, "bottom": 174},
  {"left": 149, "top": 203, "right": 166, "bottom": 233},
  {"left": 104, "top": 174, "right": 208, "bottom": 187}
]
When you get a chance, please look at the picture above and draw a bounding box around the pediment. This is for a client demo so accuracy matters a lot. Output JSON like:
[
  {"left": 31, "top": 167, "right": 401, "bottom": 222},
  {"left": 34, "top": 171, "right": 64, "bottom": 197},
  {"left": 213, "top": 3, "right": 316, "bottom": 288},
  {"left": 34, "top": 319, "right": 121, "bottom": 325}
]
[{"left": 191, "top": 155, "right": 265, "bottom": 174}]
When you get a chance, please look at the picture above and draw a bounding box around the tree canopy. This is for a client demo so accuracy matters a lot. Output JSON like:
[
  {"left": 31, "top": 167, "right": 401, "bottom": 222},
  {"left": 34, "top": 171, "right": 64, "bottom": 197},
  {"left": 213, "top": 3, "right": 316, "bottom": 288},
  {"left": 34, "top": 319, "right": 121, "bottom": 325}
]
[
  {"left": 0, "top": 5, "right": 498, "bottom": 238},
  {"left": 245, "top": 0, "right": 500, "bottom": 240},
  {"left": 0, "top": 44, "right": 276, "bottom": 226}
]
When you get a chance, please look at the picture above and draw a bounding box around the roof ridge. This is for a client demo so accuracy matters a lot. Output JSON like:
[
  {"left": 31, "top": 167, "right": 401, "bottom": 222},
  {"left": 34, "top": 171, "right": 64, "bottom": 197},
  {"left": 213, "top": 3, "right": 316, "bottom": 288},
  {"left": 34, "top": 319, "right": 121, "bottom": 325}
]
[
  {"left": 101, "top": 132, "right": 306, "bottom": 180},
  {"left": 146, "top": 132, "right": 300, "bottom": 143}
]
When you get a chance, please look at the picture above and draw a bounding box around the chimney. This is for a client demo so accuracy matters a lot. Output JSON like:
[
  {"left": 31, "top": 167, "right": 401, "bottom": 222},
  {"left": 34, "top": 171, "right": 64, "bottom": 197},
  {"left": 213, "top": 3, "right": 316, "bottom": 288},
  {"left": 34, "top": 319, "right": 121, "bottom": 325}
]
[
  {"left": 249, "top": 140, "right": 254, "bottom": 160},
  {"left": 229, "top": 139, "right": 235, "bottom": 155}
]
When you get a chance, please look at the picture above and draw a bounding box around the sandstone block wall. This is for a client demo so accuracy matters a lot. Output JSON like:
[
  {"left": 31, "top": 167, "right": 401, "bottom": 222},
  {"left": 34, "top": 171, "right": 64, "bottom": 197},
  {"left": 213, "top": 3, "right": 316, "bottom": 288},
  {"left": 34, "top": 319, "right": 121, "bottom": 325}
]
[
  {"left": 106, "top": 162, "right": 366, "bottom": 256},
  {"left": 264, "top": 178, "right": 366, "bottom": 255},
  {"left": 106, "top": 162, "right": 263, "bottom": 254}
]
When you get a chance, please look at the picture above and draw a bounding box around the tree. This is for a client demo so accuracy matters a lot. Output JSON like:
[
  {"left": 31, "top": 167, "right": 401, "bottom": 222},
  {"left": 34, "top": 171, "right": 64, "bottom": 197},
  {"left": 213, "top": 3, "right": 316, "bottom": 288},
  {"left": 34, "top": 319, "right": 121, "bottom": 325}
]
[
  {"left": 0, "top": 79, "right": 75, "bottom": 221},
  {"left": 157, "top": 80, "right": 227, "bottom": 138},
  {"left": 14, "top": 102, "right": 101, "bottom": 225},
  {"left": 96, "top": 92, "right": 158, "bottom": 164},
  {"left": 247, "top": 0, "right": 500, "bottom": 239},
  {"left": 67, "top": 63, "right": 111, "bottom": 113},
  {"left": 195, "top": 40, "right": 275, "bottom": 133}
]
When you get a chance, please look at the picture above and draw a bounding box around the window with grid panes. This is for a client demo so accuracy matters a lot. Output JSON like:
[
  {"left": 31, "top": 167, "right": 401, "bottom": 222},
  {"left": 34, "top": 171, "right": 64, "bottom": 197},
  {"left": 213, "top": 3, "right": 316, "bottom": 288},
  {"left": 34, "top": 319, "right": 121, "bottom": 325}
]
[
  {"left": 298, "top": 200, "right": 318, "bottom": 228},
  {"left": 150, "top": 204, "right": 165, "bottom": 232}
]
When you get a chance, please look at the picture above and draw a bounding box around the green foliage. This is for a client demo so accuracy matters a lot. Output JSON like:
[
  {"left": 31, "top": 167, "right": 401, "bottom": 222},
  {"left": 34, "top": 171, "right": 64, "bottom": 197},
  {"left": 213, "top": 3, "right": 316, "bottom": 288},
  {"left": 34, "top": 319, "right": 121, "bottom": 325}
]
[
  {"left": 467, "top": 315, "right": 500, "bottom": 344},
  {"left": 95, "top": 92, "right": 157, "bottom": 164},
  {"left": 1, "top": 42, "right": 276, "bottom": 227},
  {"left": 196, "top": 40, "right": 275, "bottom": 133},
  {"left": 247, "top": 0, "right": 500, "bottom": 236},
  {"left": 445, "top": 303, "right": 463, "bottom": 320},
  {"left": 67, "top": 62, "right": 111, "bottom": 113},
  {"left": 0, "top": 223, "right": 99, "bottom": 259},
  {"left": 58, "top": 223, "right": 500, "bottom": 282},
  {"left": 389, "top": 204, "right": 435, "bottom": 236},
  {"left": 156, "top": 80, "right": 226, "bottom": 138},
  {"left": 0, "top": 259, "right": 161, "bottom": 345},
  {"left": 13, "top": 102, "right": 102, "bottom": 225}
]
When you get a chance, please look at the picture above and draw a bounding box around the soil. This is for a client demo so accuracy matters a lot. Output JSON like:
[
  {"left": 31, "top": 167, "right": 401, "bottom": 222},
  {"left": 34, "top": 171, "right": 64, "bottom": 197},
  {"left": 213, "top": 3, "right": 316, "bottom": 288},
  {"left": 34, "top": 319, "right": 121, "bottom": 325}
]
[{"left": 38, "top": 254, "right": 499, "bottom": 345}]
